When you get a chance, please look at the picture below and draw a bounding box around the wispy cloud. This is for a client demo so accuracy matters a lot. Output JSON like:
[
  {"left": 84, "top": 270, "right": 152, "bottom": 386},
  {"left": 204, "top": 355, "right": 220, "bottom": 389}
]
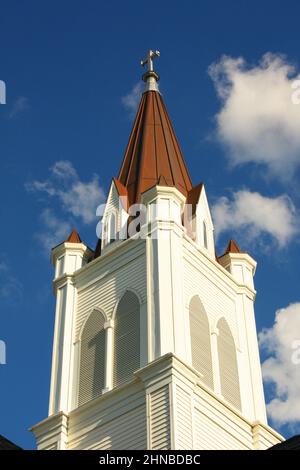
[
  {"left": 36, "top": 209, "right": 72, "bottom": 253},
  {"left": 26, "top": 160, "right": 105, "bottom": 252},
  {"left": 259, "top": 302, "right": 300, "bottom": 429},
  {"left": 212, "top": 189, "right": 299, "bottom": 249},
  {"left": 26, "top": 160, "right": 105, "bottom": 224},
  {"left": 122, "top": 82, "right": 143, "bottom": 116},
  {"left": 8, "top": 96, "right": 29, "bottom": 119},
  {"left": 209, "top": 53, "right": 300, "bottom": 180},
  {"left": 0, "top": 255, "right": 23, "bottom": 303}
]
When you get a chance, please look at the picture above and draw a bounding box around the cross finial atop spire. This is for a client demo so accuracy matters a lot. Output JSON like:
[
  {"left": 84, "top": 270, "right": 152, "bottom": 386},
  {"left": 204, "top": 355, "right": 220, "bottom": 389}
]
[
  {"left": 141, "top": 50, "right": 160, "bottom": 72},
  {"left": 140, "top": 50, "right": 160, "bottom": 92}
]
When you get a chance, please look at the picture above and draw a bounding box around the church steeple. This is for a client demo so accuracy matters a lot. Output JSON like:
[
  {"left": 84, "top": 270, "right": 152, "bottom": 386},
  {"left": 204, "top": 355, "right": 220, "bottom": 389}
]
[
  {"left": 118, "top": 51, "right": 193, "bottom": 207},
  {"left": 32, "top": 53, "right": 283, "bottom": 451}
]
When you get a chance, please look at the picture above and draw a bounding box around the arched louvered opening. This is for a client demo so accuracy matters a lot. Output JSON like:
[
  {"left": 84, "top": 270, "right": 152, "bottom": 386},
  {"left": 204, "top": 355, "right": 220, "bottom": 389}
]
[
  {"left": 78, "top": 310, "right": 106, "bottom": 406},
  {"left": 217, "top": 318, "right": 241, "bottom": 411},
  {"left": 109, "top": 212, "right": 117, "bottom": 243},
  {"left": 102, "top": 218, "right": 108, "bottom": 247},
  {"left": 203, "top": 220, "right": 208, "bottom": 249},
  {"left": 113, "top": 291, "right": 140, "bottom": 388},
  {"left": 189, "top": 296, "right": 213, "bottom": 389}
]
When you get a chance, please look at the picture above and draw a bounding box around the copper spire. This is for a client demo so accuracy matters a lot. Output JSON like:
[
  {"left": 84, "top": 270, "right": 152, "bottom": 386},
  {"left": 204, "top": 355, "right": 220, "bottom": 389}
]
[
  {"left": 224, "top": 239, "right": 242, "bottom": 254},
  {"left": 65, "top": 229, "right": 82, "bottom": 244},
  {"left": 118, "top": 54, "right": 193, "bottom": 207}
]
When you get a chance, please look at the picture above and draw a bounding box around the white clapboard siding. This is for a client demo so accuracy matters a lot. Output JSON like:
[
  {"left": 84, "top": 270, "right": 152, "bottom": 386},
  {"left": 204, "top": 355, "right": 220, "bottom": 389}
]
[
  {"left": 194, "top": 407, "right": 248, "bottom": 450},
  {"left": 189, "top": 296, "right": 214, "bottom": 390},
  {"left": 150, "top": 385, "right": 171, "bottom": 450},
  {"left": 75, "top": 249, "right": 146, "bottom": 340},
  {"left": 183, "top": 247, "right": 238, "bottom": 340},
  {"left": 106, "top": 183, "right": 121, "bottom": 225},
  {"left": 81, "top": 405, "right": 147, "bottom": 450},
  {"left": 68, "top": 385, "right": 147, "bottom": 450},
  {"left": 78, "top": 310, "right": 106, "bottom": 406},
  {"left": 113, "top": 291, "right": 140, "bottom": 388},
  {"left": 103, "top": 184, "right": 121, "bottom": 242},
  {"left": 176, "top": 385, "right": 193, "bottom": 449},
  {"left": 217, "top": 317, "right": 241, "bottom": 411}
]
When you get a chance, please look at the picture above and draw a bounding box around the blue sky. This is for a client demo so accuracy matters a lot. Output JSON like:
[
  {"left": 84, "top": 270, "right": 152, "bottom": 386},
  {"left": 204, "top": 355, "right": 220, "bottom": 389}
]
[{"left": 1, "top": 0, "right": 300, "bottom": 449}]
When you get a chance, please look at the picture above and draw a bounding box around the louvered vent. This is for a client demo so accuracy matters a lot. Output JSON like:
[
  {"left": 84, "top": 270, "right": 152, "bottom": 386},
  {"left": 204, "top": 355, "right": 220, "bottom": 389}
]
[
  {"left": 217, "top": 318, "right": 241, "bottom": 411},
  {"left": 189, "top": 296, "right": 214, "bottom": 389},
  {"left": 113, "top": 291, "right": 140, "bottom": 388},
  {"left": 78, "top": 310, "right": 106, "bottom": 406},
  {"left": 150, "top": 386, "right": 171, "bottom": 450}
]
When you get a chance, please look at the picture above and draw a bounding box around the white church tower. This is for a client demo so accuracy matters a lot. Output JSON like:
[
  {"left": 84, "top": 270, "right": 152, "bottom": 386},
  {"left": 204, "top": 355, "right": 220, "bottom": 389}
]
[{"left": 32, "top": 52, "right": 283, "bottom": 450}]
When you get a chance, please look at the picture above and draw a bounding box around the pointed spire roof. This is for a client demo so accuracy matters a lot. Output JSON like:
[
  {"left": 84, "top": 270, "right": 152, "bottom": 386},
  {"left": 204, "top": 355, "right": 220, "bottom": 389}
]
[
  {"left": 224, "top": 239, "right": 241, "bottom": 255},
  {"left": 65, "top": 229, "right": 82, "bottom": 244},
  {"left": 118, "top": 89, "right": 193, "bottom": 207}
]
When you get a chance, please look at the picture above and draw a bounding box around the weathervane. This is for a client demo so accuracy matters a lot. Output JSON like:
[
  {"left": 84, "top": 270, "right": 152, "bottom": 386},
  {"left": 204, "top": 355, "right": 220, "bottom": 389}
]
[{"left": 140, "top": 50, "right": 160, "bottom": 92}]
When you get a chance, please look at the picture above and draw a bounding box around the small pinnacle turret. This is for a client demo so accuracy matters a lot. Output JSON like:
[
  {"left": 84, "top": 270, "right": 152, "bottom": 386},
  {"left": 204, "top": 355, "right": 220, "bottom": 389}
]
[{"left": 65, "top": 229, "right": 82, "bottom": 244}]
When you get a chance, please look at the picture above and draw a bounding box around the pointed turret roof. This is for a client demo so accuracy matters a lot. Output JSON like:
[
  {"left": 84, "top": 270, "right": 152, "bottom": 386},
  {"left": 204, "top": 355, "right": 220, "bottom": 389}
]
[
  {"left": 224, "top": 239, "right": 242, "bottom": 254},
  {"left": 118, "top": 75, "right": 193, "bottom": 206},
  {"left": 65, "top": 229, "right": 82, "bottom": 244}
]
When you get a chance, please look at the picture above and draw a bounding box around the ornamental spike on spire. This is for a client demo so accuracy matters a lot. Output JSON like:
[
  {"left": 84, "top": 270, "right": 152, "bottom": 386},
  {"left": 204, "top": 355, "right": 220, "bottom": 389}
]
[
  {"left": 140, "top": 49, "right": 160, "bottom": 92},
  {"left": 118, "top": 50, "right": 193, "bottom": 207}
]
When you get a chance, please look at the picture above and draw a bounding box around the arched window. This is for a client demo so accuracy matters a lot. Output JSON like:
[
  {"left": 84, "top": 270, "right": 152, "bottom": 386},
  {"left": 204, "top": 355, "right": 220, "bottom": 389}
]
[
  {"left": 203, "top": 220, "right": 208, "bottom": 249},
  {"left": 217, "top": 318, "right": 241, "bottom": 411},
  {"left": 102, "top": 218, "right": 108, "bottom": 247},
  {"left": 189, "top": 296, "right": 213, "bottom": 389},
  {"left": 109, "top": 212, "right": 117, "bottom": 243},
  {"left": 113, "top": 291, "right": 140, "bottom": 388},
  {"left": 78, "top": 310, "right": 106, "bottom": 406}
]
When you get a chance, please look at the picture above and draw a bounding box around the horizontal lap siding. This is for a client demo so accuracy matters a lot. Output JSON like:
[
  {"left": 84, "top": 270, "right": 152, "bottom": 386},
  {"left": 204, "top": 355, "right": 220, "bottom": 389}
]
[
  {"left": 85, "top": 406, "right": 146, "bottom": 450},
  {"left": 106, "top": 186, "right": 121, "bottom": 232},
  {"left": 176, "top": 385, "right": 193, "bottom": 449},
  {"left": 193, "top": 390, "right": 252, "bottom": 449},
  {"left": 183, "top": 249, "right": 238, "bottom": 344},
  {"left": 75, "top": 250, "right": 146, "bottom": 340},
  {"left": 68, "top": 387, "right": 147, "bottom": 450},
  {"left": 194, "top": 408, "right": 248, "bottom": 449}
]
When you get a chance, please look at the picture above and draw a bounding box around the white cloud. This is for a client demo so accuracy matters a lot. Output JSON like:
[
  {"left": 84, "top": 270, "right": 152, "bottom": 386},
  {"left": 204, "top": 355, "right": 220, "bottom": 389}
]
[
  {"left": 8, "top": 96, "right": 29, "bottom": 119},
  {"left": 209, "top": 53, "right": 300, "bottom": 179},
  {"left": 122, "top": 82, "right": 143, "bottom": 116},
  {"left": 51, "top": 160, "right": 77, "bottom": 180},
  {"left": 26, "top": 160, "right": 105, "bottom": 252},
  {"left": 212, "top": 189, "right": 299, "bottom": 248},
  {"left": 26, "top": 160, "right": 105, "bottom": 224},
  {"left": 259, "top": 303, "right": 300, "bottom": 427},
  {"left": 36, "top": 209, "right": 72, "bottom": 253},
  {"left": 58, "top": 178, "right": 104, "bottom": 224}
]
